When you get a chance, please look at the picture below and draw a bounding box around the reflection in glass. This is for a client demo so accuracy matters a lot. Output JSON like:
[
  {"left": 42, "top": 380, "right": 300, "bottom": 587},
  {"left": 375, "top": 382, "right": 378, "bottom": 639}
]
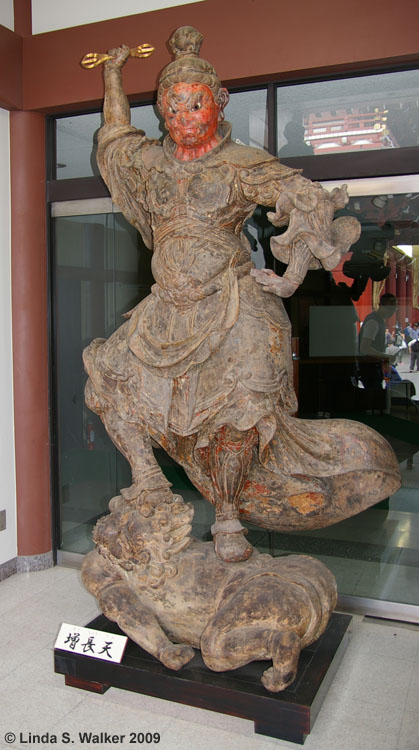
[
  {"left": 225, "top": 89, "right": 268, "bottom": 150},
  {"left": 277, "top": 70, "right": 419, "bottom": 156},
  {"left": 53, "top": 209, "right": 213, "bottom": 555},
  {"left": 289, "top": 189, "right": 419, "bottom": 420},
  {"left": 258, "top": 185, "right": 419, "bottom": 608},
  {"left": 53, "top": 211, "right": 153, "bottom": 553},
  {"left": 55, "top": 92, "right": 269, "bottom": 180},
  {"left": 246, "top": 448, "right": 419, "bottom": 608},
  {"left": 56, "top": 104, "right": 164, "bottom": 180}
]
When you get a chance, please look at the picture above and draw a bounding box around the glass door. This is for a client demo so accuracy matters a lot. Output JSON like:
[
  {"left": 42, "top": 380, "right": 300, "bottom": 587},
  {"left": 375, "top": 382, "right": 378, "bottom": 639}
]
[{"left": 52, "top": 199, "right": 154, "bottom": 557}]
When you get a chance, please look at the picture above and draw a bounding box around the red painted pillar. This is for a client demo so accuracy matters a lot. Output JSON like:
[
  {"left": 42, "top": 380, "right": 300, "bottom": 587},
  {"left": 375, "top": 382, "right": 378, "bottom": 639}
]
[
  {"left": 13, "top": 0, "right": 32, "bottom": 37},
  {"left": 10, "top": 111, "right": 52, "bottom": 558},
  {"left": 396, "top": 264, "right": 406, "bottom": 328},
  {"left": 406, "top": 267, "right": 413, "bottom": 325},
  {"left": 385, "top": 260, "right": 397, "bottom": 297}
]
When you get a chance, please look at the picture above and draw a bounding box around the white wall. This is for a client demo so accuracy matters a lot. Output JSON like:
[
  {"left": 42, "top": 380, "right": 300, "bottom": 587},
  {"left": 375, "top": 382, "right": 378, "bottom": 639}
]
[
  {"left": 0, "top": 109, "right": 17, "bottom": 566},
  {"left": 31, "top": 0, "right": 205, "bottom": 34},
  {"left": 0, "top": 0, "right": 14, "bottom": 30}
]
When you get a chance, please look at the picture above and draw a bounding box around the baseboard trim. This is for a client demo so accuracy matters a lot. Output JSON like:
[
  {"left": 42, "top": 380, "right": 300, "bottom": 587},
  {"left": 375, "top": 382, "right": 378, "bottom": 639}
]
[
  {"left": 16, "top": 551, "right": 54, "bottom": 573},
  {"left": 0, "top": 557, "right": 17, "bottom": 582}
]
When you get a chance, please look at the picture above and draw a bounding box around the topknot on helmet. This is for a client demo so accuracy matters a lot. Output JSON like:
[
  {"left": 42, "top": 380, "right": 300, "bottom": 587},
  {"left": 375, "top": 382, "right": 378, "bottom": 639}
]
[
  {"left": 157, "top": 26, "right": 221, "bottom": 109},
  {"left": 169, "top": 26, "right": 203, "bottom": 58}
]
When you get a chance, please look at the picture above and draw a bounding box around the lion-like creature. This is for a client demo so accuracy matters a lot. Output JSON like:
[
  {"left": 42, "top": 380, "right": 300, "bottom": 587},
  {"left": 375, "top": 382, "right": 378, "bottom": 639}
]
[{"left": 81, "top": 493, "right": 337, "bottom": 692}]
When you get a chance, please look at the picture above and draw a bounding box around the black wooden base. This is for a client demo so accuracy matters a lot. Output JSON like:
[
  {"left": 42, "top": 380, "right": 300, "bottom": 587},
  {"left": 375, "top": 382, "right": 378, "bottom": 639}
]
[{"left": 55, "top": 612, "right": 351, "bottom": 745}]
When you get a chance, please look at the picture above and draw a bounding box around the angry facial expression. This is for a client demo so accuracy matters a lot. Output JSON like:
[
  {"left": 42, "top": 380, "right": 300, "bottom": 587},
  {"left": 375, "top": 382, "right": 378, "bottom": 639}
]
[{"left": 161, "top": 82, "right": 220, "bottom": 149}]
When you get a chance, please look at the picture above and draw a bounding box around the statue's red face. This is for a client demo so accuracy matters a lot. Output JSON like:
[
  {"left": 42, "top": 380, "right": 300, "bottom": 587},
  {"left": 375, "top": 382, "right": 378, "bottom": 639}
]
[{"left": 162, "top": 82, "right": 220, "bottom": 158}]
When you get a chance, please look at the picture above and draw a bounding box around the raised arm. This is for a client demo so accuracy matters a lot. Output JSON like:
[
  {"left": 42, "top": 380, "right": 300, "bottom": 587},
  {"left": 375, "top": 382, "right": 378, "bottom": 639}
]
[
  {"left": 95, "top": 46, "right": 153, "bottom": 249},
  {"left": 102, "top": 46, "right": 131, "bottom": 126}
]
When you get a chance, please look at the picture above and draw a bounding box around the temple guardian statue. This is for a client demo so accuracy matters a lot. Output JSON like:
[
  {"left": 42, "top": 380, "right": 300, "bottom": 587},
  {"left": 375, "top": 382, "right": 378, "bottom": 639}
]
[{"left": 81, "top": 27, "right": 400, "bottom": 690}]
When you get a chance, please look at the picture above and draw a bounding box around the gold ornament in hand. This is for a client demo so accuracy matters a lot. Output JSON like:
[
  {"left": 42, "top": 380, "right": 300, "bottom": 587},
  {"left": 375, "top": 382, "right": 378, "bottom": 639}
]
[
  {"left": 81, "top": 44, "right": 155, "bottom": 69},
  {"left": 130, "top": 44, "right": 155, "bottom": 59}
]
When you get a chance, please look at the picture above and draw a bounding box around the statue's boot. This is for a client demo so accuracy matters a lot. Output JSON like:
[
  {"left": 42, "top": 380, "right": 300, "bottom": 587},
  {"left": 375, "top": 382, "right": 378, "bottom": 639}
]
[
  {"left": 209, "top": 425, "right": 258, "bottom": 563},
  {"left": 211, "top": 518, "right": 253, "bottom": 563}
]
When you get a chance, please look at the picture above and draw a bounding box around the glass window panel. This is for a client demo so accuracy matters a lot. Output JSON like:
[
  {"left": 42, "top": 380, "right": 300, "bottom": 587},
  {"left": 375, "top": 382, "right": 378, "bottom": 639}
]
[
  {"left": 259, "top": 181, "right": 419, "bottom": 608},
  {"left": 56, "top": 112, "right": 102, "bottom": 180},
  {"left": 225, "top": 89, "right": 268, "bottom": 150},
  {"left": 55, "top": 92, "right": 269, "bottom": 179},
  {"left": 130, "top": 103, "right": 165, "bottom": 140},
  {"left": 223, "top": 90, "right": 270, "bottom": 270},
  {"left": 277, "top": 70, "right": 419, "bottom": 157},
  {"left": 290, "top": 187, "right": 419, "bottom": 421},
  {"left": 56, "top": 104, "right": 163, "bottom": 180},
  {"left": 53, "top": 210, "right": 151, "bottom": 553}
]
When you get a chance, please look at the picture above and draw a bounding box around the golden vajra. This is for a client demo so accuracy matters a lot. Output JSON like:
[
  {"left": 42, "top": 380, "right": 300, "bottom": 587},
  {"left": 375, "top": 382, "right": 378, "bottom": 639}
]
[{"left": 81, "top": 44, "right": 155, "bottom": 69}]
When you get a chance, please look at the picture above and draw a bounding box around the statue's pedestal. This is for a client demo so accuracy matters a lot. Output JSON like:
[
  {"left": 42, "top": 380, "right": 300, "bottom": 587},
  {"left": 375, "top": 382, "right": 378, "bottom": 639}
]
[{"left": 55, "top": 612, "right": 351, "bottom": 745}]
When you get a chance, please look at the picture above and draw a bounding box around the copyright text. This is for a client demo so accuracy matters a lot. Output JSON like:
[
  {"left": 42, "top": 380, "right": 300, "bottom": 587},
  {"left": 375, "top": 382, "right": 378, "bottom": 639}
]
[{"left": 4, "top": 731, "right": 161, "bottom": 744}]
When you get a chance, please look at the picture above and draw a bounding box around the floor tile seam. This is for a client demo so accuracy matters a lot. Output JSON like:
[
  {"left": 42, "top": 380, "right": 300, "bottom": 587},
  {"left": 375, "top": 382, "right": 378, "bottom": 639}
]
[
  {"left": 0, "top": 634, "right": 57, "bottom": 659},
  {"left": 348, "top": 626, "right": 419, "bottom": 648},
  {"left": 84, "top": 689, "right": 181, "bottom": 727},
  {"left": 394, "top": 705, "right": 416, "bottom": 750},
  {"left": 324, "top": 681, "right": 409, "bottom": 712},
  {"left": 0, "top": 585, "right": 74, "bottom": 616},
  {"left": 341, "top": 643, "right": 419, "bottom": 665},
  {"left": 13, "top": 567, "right": 75, "bottom": 585},
  {"left": 338, "top": 638, "right": 419, "bottom": 666},
  {"left": 99, "top": 694, "right": 257, "bottom": 739},
  {"left": 326, "top": 675, "right": 414, "bottom": 710},
  {"left": 1, "top": 633, "right": 56, "bottom": 664},
  {"left": 0, "top": 576, "right": 65, "bottom": 598},
  {"left": 404, "top": 656, "right": 419, "bottom": 699},
  {"left": 354, "top": 625, "right": 419, "bottom": 653},
  {"left": 0, "top": 640, "right": 56, "bottom": 683},
  {"left": 1, "top": 593, "right": 97, "bottom": 622},
  {"left": 156, "top": 714, "right": 279, "bottom": 747},
  {"left": 1, "top": 664, "right": 90, "bottom": 697},
  {"left": 149, "top": 715, "right": 197, "bottom": 743},
  {"left": 49, "top": 702, "right": 187, "bottom": 745},
  {"left": 48, "top": 693, "right": 98, "bottom": 734},
  {"left": 27, "top": 595, "right": 99, "bottom": 617}
]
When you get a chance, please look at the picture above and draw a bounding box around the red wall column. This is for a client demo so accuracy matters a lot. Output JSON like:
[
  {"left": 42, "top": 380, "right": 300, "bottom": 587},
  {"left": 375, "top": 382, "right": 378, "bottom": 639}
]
[
  {"left": 385, "top": 261, "right": 397, "bottom": 297},
  {"left": 10, "top": 111, "right": 52, "bottom": 557},
  {"left": 14, "top": 0, "right": 32, "bottom": 37},
  {"left": 406, "top": 267, "right": 413, "bottom": 325},
  {"left": 396, "top": 264, "right": 406, "bottom": 328}
]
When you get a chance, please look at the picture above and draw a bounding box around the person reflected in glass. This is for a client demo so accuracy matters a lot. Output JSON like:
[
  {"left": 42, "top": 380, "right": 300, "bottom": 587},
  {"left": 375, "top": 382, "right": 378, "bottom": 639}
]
[
  {"left": 278, "top": 119, "right": 314, "bottom": 158},
  {"left": 392, "top": 327, "right": 405, "bottom": 365},
  {"left": 358, "top": 293, "right": 398, "bottom": 390},
  {"left": 408, "top": 322, "right": 419, "bottom": 372}
]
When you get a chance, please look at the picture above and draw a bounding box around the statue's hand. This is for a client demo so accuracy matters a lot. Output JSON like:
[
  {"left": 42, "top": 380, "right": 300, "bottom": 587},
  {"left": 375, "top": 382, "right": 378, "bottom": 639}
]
[
  {"left": 250, "top": 268, "right": 297, "bottom": 298},
  {"left": 105, "top": 44, "right": 131, "bottom": 70}
]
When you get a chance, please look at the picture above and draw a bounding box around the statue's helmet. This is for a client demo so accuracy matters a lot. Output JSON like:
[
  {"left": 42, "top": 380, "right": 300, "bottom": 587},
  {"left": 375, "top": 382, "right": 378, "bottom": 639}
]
[{"left": 157, "top": 26, "right": 224, "bottom": 111}]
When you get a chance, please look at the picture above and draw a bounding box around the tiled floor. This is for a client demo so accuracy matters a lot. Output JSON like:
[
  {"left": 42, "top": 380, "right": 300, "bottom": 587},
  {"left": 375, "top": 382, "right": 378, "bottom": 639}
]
[{"left": 0, "top": 566, "right": 418, "bottom": 750}]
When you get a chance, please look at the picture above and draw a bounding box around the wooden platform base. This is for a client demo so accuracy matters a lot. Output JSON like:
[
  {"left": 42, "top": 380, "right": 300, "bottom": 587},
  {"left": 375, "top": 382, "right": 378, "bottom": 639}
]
[{"left": 55, "top": 612, "right": 351, "bottom": 745}]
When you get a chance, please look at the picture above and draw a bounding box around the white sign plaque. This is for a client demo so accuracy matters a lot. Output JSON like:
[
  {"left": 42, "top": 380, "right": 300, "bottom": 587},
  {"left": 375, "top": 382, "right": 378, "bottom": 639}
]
[{"left": 55, "top": 622, "right": 128, "bottom": 663}]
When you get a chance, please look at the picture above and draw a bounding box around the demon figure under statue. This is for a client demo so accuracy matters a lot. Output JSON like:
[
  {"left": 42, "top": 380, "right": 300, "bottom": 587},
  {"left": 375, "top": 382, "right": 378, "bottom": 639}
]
[{"left": 81, "top": 26, "right": 401, "bottom": 691}]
